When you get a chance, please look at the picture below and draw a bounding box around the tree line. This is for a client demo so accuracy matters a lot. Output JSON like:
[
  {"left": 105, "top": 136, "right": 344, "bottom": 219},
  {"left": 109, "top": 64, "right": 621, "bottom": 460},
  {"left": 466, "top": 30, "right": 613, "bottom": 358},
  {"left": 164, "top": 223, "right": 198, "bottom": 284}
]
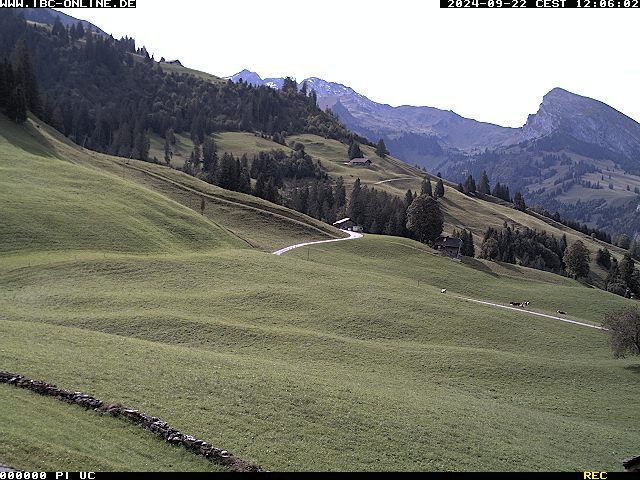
[
  {"left": 479, "top": 224, "right": 569, "bottom": 275},
  {"left": 0, "top": 10, "right": 369, "bottom": 158},
  {"left": 596, "top": 247, "right": 640, "bottom": 299},
  {"left": 0, "top": 38, "right": 39, "bottom": 124}
]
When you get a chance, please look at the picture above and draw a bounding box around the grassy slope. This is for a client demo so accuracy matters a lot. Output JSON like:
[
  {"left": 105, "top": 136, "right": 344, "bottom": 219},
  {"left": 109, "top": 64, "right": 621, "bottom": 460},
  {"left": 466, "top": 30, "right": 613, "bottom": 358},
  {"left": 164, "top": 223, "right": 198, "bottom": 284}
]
[
  {"left": 1, "top": 238, "right": 638, "bottom": 471},
  {"left": 0, "top": 116, "right": 246, "bottom": 259},
  {"left": 522, "top": 150, "right": 640, "bottom": 207},
  {"left": 0, "top": 384, "right": 227, "bottom": 472},
  {"left": 157, "top": 61, "right": 227, "bottom": 86},
  {"left": 10, "top": 117, "right": 344, "bottom": 252},
  {"left": 2, "top": 117, "right": 639, "bottom": 471},
  {"left": 211, "top": 131, "right": 626, "bottom": 283}
]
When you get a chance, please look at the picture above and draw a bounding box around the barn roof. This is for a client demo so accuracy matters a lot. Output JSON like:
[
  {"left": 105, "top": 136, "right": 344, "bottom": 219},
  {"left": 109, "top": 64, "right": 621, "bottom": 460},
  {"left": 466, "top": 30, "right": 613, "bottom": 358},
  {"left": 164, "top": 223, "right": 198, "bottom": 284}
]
[
  {"left": 349, "top": 157, "right": 371, "bottom": 164},
  {"left": 435, "top": 236, "right": 462, "bottom": 248}
]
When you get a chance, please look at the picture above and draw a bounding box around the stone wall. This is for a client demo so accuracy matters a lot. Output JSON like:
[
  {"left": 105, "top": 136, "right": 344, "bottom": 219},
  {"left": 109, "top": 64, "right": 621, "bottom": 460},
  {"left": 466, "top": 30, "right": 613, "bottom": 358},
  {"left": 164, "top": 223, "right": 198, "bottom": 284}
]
[{"left": 0, "top": 371, "right": 264, "bottom": 473}]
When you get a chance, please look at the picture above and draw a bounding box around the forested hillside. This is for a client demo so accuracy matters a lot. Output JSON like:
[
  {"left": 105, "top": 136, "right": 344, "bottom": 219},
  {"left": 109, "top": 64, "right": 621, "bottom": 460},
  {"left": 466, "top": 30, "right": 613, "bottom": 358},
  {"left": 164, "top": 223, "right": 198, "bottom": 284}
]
[{"left": 0, "top": 10, "right": 366, "bottom": 161}]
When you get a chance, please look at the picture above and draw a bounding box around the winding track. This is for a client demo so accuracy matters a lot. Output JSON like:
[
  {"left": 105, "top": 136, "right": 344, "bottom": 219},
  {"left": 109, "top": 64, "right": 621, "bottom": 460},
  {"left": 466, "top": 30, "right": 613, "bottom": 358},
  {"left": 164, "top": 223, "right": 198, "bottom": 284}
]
[
  {"left": 273, "top": 232, "right": 605, "bottom": 331},
  {"left": 272, "top": 230, "right": 363, "bottom": 256}
]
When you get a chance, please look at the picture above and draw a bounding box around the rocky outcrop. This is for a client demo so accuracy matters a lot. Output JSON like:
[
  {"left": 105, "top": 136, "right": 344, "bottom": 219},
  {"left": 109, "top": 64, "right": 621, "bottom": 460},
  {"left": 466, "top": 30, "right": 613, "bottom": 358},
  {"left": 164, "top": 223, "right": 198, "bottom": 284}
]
[{"left": 0, "top": 371, "right": 264, "bottom": 473}]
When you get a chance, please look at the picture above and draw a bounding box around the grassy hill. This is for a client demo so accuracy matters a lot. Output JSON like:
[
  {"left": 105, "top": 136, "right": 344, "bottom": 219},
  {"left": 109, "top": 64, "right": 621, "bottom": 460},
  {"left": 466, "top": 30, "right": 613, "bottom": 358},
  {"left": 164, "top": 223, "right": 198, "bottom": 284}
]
[
  {"left": 164, "top": 130, "right": 626, "bottom": 286},
  {"left": 3, "top": 116, "right": 344, "bottom": 253},
  {"left": 0, "top": 384, "right": 228, "bottom": 472},
  {"left": 1, "top": 115, "right": 639, "bottom": 471}
]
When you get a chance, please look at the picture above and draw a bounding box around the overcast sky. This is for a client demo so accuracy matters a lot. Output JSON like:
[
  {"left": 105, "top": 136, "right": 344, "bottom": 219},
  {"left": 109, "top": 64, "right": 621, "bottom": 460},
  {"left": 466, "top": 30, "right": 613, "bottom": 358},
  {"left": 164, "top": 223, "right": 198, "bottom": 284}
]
[{"left": 60, "top": 1, "right": 640, "bottom": 128}]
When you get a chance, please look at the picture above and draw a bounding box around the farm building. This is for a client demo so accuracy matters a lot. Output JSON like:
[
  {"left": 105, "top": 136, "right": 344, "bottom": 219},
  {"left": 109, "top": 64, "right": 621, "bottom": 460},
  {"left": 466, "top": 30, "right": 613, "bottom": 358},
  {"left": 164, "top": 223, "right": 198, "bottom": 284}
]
[
  {"left": 348, "top": 157, "right": 372, "bottom": 166},
  {"left": 333, "top": 218, "right": 362, "bottom": 232},
  {"left": 434, "top": 236, "right": 462, "bottom": 258}
]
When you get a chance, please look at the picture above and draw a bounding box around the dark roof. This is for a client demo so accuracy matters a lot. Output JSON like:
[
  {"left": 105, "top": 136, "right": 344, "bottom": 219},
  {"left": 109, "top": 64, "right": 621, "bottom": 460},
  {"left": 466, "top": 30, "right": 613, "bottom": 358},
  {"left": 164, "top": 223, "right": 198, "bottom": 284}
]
[
  {"left": 435, "top": 236, "right": 463, "bottom": 248},
  {"left": 624, "top": 455, "right": 640, "bottom": 468},
  {"left": 349, "top": 157, "right": 371, "bottom": 164}
]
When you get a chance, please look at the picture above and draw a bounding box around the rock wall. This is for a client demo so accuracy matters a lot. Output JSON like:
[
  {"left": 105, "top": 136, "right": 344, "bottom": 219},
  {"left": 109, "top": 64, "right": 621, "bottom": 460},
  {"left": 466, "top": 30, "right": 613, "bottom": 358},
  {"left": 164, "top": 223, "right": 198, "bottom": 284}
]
[{"left": 0, "top": 371, "right": 264, "bottom": 473}]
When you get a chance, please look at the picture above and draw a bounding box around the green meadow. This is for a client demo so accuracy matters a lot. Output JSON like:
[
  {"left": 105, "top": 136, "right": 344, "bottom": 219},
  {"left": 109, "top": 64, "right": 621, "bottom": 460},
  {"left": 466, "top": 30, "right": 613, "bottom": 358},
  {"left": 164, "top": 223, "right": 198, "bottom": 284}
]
[{"left": 1, "top": 116, "right": 639, "bottom": 471}]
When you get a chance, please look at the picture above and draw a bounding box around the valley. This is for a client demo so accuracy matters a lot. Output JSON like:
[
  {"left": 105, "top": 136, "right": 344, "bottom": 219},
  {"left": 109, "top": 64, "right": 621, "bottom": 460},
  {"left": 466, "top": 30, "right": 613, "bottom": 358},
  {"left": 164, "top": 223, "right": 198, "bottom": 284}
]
[
  {"left": 2, "top": 113, "right": 639, "bottom": 471},
  {"left": 1, "top": 6, "right": 639, "bottom": 474}
]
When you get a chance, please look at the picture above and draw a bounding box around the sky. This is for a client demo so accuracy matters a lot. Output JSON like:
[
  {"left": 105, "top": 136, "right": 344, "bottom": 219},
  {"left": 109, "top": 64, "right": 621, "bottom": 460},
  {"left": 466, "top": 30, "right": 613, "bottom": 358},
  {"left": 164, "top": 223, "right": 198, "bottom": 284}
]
[{"left": 60, "top": 1, "right": 640, "bottom": 128}]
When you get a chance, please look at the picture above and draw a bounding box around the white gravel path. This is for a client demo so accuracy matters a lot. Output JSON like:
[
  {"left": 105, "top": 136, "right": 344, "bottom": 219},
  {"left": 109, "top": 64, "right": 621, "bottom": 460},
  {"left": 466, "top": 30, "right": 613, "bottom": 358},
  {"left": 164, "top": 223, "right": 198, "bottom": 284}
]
[{"left": 272, "top": 230, "right": 363, "bottom": 256}]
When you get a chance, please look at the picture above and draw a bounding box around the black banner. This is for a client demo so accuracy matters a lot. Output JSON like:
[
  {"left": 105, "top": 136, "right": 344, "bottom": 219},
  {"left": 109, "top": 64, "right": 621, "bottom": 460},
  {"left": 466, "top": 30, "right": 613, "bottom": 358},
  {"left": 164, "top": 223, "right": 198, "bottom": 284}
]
[{"left": 441, "top": 0, "right": 640, "bottom": 7}]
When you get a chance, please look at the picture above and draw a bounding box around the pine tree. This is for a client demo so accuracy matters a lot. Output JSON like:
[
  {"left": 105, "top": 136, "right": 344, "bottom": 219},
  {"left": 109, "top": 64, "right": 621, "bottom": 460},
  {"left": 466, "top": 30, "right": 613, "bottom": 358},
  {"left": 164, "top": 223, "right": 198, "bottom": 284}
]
[
  {"left": 75, "top": 21, "right": 85, "bottom": 39},
  {"left": 463, "top": 175, "right": 476, "bottom": 194},
  {"left": 435, "top": 178, "right": 445, "bottom": 198},
  {"left": 478, "top": 171, "right": 490, "bottom": 195},
  {"left": 406, "top": 195, "right": 444, "bottom": 245},
  {"left": 0, "top": 58, "right": 13, "bottom": 111},
  {"left": 403, "top": 189, "right": 414, "bottom": 208},
  {"left": 421, "top": 177, "right": 433, "bottom": 197},
  {"left": 596, "top": 248, "right": 612, "bottom": 269},
  {"left": 8, "top": 84, "right": 27, "bottom": 124},
  {"left": 348, "top": 141, "right": 364, "bottom": 160},
  {"left": 217, "top": 152, "right": 237, "bottom": 190},
  {"left": 163, "top": 136, "right": 172, "bottom": 166},
  {"left": 348, "top": 178, "right": 364, "bottom": 224},
  {"left": 460, "top": 230, "right": 475, "bottom": 257},
  {"left": 375, "top": 138, "right": 388, "bottom": 158},
  {"left": 335, "top": 177, "right": 346, "bottom": 210},
  {"left": 51, "top": 17, "right": 68, "bottom": 43},
  {"left": 513, "top": 191, "right": 526, "bottom": 211},
  {"left": 13, "top": 38, "right": 40, "bottom": 115},
  {"left": 202, "top": 136, "right": 218, "bottom": 172}
]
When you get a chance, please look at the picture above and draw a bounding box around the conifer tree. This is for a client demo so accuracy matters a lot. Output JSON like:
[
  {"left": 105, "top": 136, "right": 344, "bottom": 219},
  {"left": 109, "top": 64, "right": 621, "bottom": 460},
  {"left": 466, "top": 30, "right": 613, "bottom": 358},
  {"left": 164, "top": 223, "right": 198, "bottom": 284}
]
[
  {"left": 163, "top": 136, "right": 172, "bottom": 166},
  {"left": 478, "top": 171, "right": 490, "bottom": 195},
  {"left": 463, "top": 175, "right": 476, "bottom": 194},
  {"left": 8, "top": 83, "right": 27, "bottom": 124},
  {"left": 335, "top": 177, "right": 346, "bottom": 210},
  {"left": 375, "top": 138, "right": 388, "bottom": 157},
  {"left": 513, "top": 191, "right": 526, "bottom": 211},
  {"left": 202, "top": 136, "right": 218, "bottom": 172},
  {"left": 406, "top": 195, "right": 444, "bottom": 245},
  {"left": 13, "top": 38, "right": 40, "bottom": 114},
  {"left": 348, "top": 141, "right": 363, "bottom": 160},
  {"left": 421, "top": 177, "right": 433, "bottom": 197},
  {"left": 435, "top": 178, "right": 445, "bottom": 198},
  {"left": 348, "top": 178, "right": 364, "bottom": 224}
]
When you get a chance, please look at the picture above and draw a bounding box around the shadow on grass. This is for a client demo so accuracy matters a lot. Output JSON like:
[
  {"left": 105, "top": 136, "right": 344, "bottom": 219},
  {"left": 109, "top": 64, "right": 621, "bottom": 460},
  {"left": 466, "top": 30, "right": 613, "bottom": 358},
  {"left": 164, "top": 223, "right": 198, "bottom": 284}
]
[
  {"left": 461, "top": 257, "right": 499, "bottom": 278},
  {"left": 2, "top": 116, "right": 58, "bottom": 159}
]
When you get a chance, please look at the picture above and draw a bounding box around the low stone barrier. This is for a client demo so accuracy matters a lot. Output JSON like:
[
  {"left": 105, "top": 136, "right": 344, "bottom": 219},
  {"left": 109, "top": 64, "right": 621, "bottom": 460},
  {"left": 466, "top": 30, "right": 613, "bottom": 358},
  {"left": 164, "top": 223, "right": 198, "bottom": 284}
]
[{"left": 0, "top": 371, "right": 264, "bottom": 472}]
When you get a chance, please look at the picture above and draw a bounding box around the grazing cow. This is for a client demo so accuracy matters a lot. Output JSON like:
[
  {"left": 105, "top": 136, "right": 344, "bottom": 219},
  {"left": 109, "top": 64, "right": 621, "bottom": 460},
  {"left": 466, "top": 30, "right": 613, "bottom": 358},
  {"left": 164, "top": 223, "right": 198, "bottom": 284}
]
[
  {"left": 441, "top": 289, "right": 447, "bottom": 294},
  {"left": 556, "top": 310, "right": 567, "bottom": 315},
  {"left": 509, "top": 301, "right": 529, "bottom": 308}
]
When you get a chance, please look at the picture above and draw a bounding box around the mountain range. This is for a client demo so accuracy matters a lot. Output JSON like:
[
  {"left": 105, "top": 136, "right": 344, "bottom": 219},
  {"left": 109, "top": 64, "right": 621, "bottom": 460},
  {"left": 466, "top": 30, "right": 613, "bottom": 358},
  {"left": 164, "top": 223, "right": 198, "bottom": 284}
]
[
  {"left": 5, "top": 6, "right": 640, "bottom": 236},
  {"left": 229, "top": 70, "right": 640, "bottom": 235}
]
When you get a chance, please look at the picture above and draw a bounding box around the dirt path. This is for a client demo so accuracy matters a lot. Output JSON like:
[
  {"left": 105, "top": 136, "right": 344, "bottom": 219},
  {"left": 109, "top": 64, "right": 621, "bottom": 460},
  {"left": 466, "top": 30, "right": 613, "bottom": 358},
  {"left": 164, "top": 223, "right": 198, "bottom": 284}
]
[
  {"left": 273, "top": 233, "right": 604, "bottom": 331},
  {"left": 273, "top": 230, "right": 363, "bottom": 256},
  {"left": 456, "top": 296, "right": 606, "bottom": 331},
  {"left": 373, "top": 177, "right": 415, "bottom": 185}
]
